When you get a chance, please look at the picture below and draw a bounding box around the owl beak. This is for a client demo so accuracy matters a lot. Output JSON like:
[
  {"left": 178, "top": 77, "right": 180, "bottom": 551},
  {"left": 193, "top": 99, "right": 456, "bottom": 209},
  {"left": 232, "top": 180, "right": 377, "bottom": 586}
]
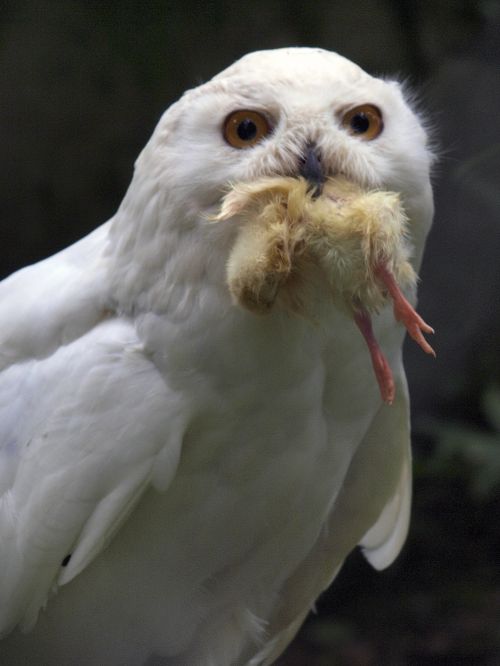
[{"left": 299, "top": 143, "right": 325, "bottom": 197}]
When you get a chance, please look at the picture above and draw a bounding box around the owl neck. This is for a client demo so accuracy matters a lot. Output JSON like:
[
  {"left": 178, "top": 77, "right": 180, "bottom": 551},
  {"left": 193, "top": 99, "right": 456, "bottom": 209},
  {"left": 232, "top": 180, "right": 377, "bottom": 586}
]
[{"left": 105, "top": 169, "right": 236, "bottom": 318}]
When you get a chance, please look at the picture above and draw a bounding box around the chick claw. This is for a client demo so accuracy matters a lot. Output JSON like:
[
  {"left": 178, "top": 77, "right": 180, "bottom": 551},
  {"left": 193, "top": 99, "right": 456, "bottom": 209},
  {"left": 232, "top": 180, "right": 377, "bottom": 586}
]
[{"left": 375, "top": 263, "right": 436, "bottom": 357}]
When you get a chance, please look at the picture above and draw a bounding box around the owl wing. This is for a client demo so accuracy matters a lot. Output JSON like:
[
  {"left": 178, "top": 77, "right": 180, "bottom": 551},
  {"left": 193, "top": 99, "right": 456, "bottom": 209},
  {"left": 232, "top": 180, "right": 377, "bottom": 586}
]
[
  {"left": 0, "top": 225, "right": 109, "bottom": 373},
  {"left": 0, "top": 232, "right": 185, "bottom": 637},
  {"left": 249, "top": 370, "right": 412, "bottom": 666}
]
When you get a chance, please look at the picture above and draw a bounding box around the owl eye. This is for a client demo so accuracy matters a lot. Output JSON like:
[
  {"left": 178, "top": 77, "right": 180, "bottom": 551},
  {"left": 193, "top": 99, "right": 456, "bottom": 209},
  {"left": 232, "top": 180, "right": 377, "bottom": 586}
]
[
  {"left": 341, "top": 104, "right": 383, "bottom": 140},
  {"left": 223, "top": 110, "right": 271, "bottom": 149}
]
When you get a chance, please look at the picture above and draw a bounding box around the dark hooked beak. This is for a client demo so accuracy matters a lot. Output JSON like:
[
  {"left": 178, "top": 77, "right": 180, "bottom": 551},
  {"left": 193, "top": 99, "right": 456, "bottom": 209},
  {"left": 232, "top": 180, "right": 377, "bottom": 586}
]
[{"left": 299, "top": 142, "right": 325, "bottom": 197}]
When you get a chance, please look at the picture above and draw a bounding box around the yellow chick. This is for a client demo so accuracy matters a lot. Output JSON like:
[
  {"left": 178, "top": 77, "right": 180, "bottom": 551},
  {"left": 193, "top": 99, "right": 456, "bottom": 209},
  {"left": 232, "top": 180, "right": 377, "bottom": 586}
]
[{"left": 214, "top": 176, "right": 435, "bottom": 404}]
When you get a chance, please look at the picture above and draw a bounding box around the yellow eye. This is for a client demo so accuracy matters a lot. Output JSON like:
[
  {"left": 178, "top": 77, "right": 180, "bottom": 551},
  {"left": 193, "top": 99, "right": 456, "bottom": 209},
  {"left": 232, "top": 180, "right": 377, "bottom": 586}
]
[
  {"left": 342, "top": 104, "right": 383, "bottom": 140},
  {"left": 223, "top": 110, "right": 271, "bottom": 149}
]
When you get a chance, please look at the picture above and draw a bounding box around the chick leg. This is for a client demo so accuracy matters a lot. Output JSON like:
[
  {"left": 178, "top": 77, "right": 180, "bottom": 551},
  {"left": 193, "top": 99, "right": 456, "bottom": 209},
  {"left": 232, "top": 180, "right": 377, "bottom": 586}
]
[
  {"left": 354, "top": 309, "right": 395, "bottom": 405},
  {"left": 375, "top": 264, "right": 436, "bottom": 357},
  {"left": 226, "top": 220, "right": 292, "bottom": 314}
]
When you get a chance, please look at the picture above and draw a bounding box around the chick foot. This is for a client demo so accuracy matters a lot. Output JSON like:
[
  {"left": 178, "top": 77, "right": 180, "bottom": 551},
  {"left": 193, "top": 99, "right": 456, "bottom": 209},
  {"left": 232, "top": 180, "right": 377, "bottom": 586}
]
[
  {"left": 375, "top": 263, "right": 435, "bottom": 357},
  {"left": 354, "top": 309, "right": 395, "bottom": 405}
]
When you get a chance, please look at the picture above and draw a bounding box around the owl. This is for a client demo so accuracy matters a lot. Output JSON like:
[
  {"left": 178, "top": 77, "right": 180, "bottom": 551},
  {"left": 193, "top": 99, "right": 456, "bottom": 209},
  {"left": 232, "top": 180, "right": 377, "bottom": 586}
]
[{"left": 0, "top": 48, "right": 434, "bottom": 665}]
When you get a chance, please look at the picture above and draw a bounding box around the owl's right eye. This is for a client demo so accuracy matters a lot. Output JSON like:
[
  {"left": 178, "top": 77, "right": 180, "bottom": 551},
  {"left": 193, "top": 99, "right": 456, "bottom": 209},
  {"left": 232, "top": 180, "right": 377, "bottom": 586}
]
[{"left": 223, "top": 110, "right": 271, "bottom": 149}]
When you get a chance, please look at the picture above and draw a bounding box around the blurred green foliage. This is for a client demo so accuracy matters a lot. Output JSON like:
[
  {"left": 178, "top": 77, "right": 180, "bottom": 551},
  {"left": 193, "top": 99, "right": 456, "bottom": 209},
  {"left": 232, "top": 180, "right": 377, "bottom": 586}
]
[{"left": 428, "top": 386, "right": 500, "bottom": 500}]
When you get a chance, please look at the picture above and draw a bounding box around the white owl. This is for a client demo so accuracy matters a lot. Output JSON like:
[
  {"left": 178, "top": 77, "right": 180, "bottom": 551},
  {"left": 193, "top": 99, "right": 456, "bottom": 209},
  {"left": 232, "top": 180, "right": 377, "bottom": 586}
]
[{"left": 0, "top": 48, "right": 434, "bottom": 665}]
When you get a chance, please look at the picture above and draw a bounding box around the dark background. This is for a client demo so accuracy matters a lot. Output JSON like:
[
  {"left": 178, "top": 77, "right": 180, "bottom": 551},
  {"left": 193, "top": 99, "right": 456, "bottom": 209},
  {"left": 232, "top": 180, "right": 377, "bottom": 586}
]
[{"left": 1, "top": 1, "right": 500, "bottom": 664}]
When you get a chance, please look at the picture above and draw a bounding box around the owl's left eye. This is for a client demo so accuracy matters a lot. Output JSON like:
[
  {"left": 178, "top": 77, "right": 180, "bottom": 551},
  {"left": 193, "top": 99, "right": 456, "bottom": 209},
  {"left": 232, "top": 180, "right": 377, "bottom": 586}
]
[
  {"left": 223, "top": 110, "right": 271, "bottom": 149},
  {"left": 341, "top": 104, "right": 383, "bottom": 140}
]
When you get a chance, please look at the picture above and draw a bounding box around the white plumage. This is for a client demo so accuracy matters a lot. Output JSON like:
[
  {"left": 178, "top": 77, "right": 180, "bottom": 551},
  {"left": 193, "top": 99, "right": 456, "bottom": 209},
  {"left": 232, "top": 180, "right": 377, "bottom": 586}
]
[{"left": 0, "top": 48, "right": 434, "bottom": 665}]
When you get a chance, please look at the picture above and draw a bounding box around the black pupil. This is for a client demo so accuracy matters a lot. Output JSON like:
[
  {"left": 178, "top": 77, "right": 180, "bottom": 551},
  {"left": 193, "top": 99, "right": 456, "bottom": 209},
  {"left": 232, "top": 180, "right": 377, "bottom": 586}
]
[
  {"left": 350, "top": 112, "right": 370, "bottom": 133},
  {"left": 237, "top": 119, "right": 258, "bottom": 141}
]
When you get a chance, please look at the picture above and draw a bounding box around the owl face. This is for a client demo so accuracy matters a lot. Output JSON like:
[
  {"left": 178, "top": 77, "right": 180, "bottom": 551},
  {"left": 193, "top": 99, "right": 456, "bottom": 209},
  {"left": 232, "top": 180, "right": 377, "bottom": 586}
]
[
  {"left": 141, "top": 48, "right": 433, "bottom": 233},
  {"left": 109, "top": 48, "right": 434, "bottom": 321}
]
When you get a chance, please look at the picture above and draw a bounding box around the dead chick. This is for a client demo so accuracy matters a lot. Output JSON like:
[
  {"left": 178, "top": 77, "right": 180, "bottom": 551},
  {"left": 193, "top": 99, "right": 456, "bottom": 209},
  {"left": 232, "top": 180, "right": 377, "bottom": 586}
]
[{"left": 214, "top": 176, "right": 435, "bottom": 404}]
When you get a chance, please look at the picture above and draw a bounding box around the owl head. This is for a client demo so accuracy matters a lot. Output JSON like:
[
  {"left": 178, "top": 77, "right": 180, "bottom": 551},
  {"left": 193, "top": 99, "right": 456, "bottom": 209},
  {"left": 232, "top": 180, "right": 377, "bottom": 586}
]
[{"left": 110, "top": 48, "right": 434, "bottom": 310}]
